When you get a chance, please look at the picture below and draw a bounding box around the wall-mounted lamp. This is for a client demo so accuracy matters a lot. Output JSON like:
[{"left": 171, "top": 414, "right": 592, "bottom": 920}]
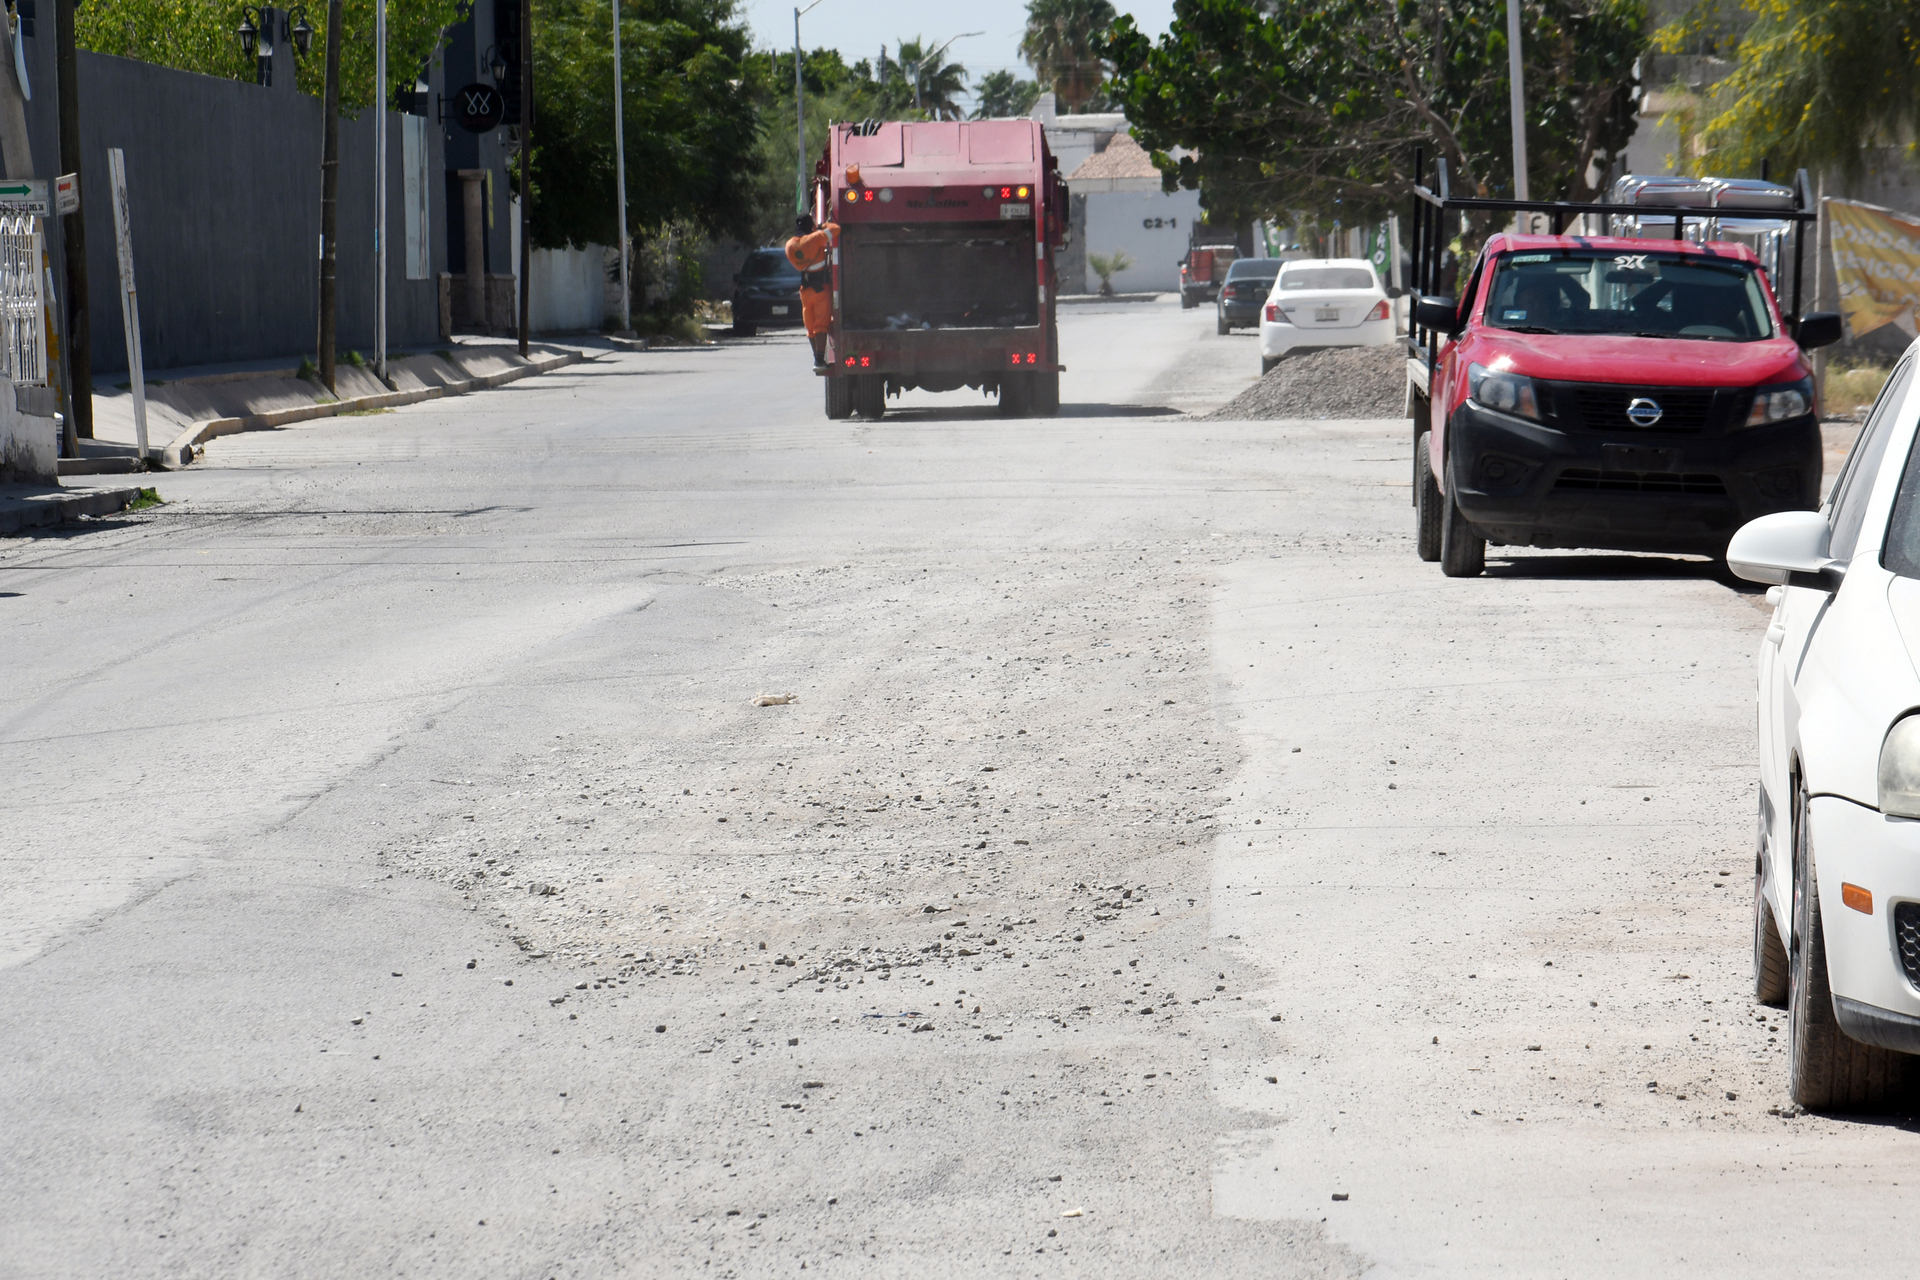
[{"left": 289, "top": 6, "right": 313, "bottom": 57}]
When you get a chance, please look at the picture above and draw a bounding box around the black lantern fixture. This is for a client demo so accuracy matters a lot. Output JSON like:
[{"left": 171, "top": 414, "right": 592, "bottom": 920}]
[
  {"left": 289, "top": 5, "right": 313, "bottom": 57},
  {"left": 235, "top": 6, "right": 259, "bottom": 57},
  {"left": 485, "top": 43, "right": 509, "bottom": 82}
]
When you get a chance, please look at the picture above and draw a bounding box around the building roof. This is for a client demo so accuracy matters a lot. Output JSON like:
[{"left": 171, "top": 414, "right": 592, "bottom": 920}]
[{"left": 1068, "top": 132, "right": 1160, "bottom": 183}]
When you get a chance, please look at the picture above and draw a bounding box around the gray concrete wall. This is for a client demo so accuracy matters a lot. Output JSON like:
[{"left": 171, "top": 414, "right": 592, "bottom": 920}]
[{"left": 20, "top": 29, "right": 446, "bottom": 376}]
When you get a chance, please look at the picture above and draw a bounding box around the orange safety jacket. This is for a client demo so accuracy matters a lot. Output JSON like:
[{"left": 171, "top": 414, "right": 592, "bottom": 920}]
[{"left": 784, "top": 224, "right": 839, "bottom": 337}]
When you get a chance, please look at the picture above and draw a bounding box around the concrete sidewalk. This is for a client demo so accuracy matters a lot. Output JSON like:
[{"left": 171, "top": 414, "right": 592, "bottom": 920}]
[
  {"left": 0, "top": 482, "right": 150, "bottom": 536},
  {"left": 81, "top": 339, "right": 607, "bottom": 470}
]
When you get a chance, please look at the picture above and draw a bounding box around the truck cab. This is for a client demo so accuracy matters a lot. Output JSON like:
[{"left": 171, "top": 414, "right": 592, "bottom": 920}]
[{"left": 1406, "top": 168, "right": 1842, "bottom": 575}]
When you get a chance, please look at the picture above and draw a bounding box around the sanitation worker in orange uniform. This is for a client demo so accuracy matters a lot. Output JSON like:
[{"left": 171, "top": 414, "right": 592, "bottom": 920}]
[{"left": 784, "top": 214, "right": 839, "bottom": 366}]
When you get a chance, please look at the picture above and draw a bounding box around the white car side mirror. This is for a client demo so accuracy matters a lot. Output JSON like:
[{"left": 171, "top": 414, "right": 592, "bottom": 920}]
[{"left": 1726, "top": 509, "right": 1843, "bottom": 590}]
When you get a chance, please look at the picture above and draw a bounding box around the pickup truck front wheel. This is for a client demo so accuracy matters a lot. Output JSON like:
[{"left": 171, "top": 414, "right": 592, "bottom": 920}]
[
  {"left": 1439, "top": 456, "right": 1485, "bottom": 578},
  {"left": 1414, "top": 432, "right": 1441, "bottom": 562}
]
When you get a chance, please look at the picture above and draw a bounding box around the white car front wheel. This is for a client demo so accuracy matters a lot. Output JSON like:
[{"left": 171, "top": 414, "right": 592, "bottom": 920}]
[{"left": 1788, "top": 779, "right": 1903, "bottom": 1109}]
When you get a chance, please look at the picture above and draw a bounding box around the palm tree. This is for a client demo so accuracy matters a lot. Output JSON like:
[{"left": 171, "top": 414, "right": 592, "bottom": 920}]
[
  {"left": 1019, "top": 0, "right": 1116, "bottom": 113},
  {"left": 894, "top": 37, "right": 971, "bottom": 122},
  {"left": 971, "top": 69, "right": 1041, "bottom": 120}
]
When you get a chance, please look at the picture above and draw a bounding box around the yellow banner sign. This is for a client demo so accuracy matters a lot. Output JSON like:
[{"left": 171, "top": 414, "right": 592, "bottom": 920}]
[{"left": 1828, "top": 198, "right": 1920, "bottom": 338}]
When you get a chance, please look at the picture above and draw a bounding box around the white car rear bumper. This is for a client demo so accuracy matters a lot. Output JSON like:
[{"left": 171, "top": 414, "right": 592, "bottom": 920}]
[
  {"left": 1810, "top": 794, "right": 1920, "bottom": 1051},
  {"left": 1260, "top": 316, "right": 1396, "bottom": 358}
]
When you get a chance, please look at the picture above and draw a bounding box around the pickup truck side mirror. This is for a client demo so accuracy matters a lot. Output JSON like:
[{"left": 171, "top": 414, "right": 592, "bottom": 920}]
[
  {"left": 1414, "top": 295, "right": 1459, "bottom": 335},
  {"left": 1727, "top": 509, "right": 1844, "bottom": 590},
  {"left": 1794, "top": 311, "right": 1843, "bottom": 350}
]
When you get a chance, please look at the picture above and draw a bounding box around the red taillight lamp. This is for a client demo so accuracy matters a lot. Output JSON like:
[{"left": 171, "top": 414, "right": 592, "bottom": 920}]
[
  {"left": 1264, "top": 303, "right": 1279, "bottom": 322},
  {"left": 1366, "top": 299, "right": 1391, "bottom": 322}
]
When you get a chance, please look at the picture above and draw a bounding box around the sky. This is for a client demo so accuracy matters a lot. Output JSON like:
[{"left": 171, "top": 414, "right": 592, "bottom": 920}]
[{"left": 735, "top": 0, "right": 1176, "bottom": 109}]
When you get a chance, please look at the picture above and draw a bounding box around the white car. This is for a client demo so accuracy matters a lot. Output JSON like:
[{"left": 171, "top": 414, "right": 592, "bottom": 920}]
[
  {"left": 1257, "top": 257, "right": 1396, "bottom": 373},
  {"left": 1729, "top": 337, "right": 1920, "bottom": 1109}
]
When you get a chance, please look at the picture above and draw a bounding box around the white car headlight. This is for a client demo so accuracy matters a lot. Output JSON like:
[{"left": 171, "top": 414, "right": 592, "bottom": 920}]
[
  {"left": 1878, "top": 714, "right": 1920, "bottom": 818},
  {"left": 1467, "top": 362, "right": 1540, "bottom": 421}
]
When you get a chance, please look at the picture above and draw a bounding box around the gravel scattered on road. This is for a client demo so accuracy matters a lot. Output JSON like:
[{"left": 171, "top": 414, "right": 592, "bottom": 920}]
[{"left": 1206, "top": 345, "right": 1406, "bottom": 420}]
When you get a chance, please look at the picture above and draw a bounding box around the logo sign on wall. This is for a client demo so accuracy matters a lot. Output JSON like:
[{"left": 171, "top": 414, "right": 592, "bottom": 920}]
[{"left": 454, "top": 83, "right": 507, "bottom": 133}]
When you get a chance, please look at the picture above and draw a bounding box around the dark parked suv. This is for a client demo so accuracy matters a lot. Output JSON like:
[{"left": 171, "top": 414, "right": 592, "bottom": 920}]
[
  {"left": 730, "top": 248, "right": 804, "bottom": 336},
  {"left": 1216, "top": 257, "right": 1282, "bottom": 334}
]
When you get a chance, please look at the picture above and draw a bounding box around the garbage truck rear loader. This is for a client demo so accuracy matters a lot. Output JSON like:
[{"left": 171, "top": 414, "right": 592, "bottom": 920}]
[{"left": 815, "top": 119, "right": 1068, "bottom": 420}]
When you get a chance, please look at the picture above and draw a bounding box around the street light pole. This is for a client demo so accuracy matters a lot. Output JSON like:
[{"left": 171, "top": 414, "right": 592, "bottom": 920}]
[
  {"left": 794, "top": 0, "right": 826, "bottom": 217},
  {"left": 374, "top": 0, "right": 387, "bottom": 381},
  {"left": 613, "top": 0, "right": 629, "bottom": 331},
  {"left": 518, "top": 0, "right": 531, "bottom": 356},
  {"left": 1505, "top": 0, "right": 1529, "bottom": 202},
  {"left": 909, "top": 32, "right": 980, "bottom": 120},
  {"left": 317, "top": 0, "right": 342, "bottom": 392}
]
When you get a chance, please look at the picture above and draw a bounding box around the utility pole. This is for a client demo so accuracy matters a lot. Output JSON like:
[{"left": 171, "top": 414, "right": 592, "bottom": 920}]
[
  {"left": 1505, "top": 0, "right": 1529, "bottom": 202},
  {"left": 612, "top": 0, "right": 629, "bottom": 331},
  {"left": 794, "top": 0, "right": 826, "bottom": 216},
  {"left": 54, "top": 0, "right": 91, "bottom": 438},
  {"left": 374, "top": 0, "right": 387, "bottom": 381},
  {"left": 517, "top": 0, "right": 531, "bottom": 356},
  {"left": 317, "top": 0, "right": 342, "bottom": 391}
]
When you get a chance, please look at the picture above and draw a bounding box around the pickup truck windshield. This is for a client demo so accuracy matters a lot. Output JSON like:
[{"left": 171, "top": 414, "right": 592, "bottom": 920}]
[{"left": 1485, "top": 249, "right": 1774, "bottom": 340}]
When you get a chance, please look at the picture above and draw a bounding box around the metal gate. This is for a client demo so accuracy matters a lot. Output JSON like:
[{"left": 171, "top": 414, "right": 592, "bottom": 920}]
[{"left": 0, "top": 212, "right": 47, "bottom": 386}]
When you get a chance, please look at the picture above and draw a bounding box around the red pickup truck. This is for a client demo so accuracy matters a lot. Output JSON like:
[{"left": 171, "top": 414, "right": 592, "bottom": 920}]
[{"left": 1405, "top": 164, "right": 1842, "bottom": 576}]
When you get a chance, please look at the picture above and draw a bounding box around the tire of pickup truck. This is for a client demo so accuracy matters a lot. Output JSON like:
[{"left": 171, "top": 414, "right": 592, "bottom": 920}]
[
  {"left": 999, "top": 373, "right": 1033, "bottom": 417},
  {"left": 824, "top": 373, "right": 853, "bottom": 420},
  {"left": 853, "top": 375, "right": 886, "bottom": 420},
  {"left": 1415, "top": 431, "right": 1442, "bottom": 562},
  {"left": 1032, "top": 371, "right": 1060, "bottom": 417},
  {"left": 1439, "top": 456, "right": 1486, "bottom": 578}
]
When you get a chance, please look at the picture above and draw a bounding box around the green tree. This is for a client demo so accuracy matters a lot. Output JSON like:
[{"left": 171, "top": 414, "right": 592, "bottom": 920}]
[
  {"left": 735, "top": 47, "right": 929, "bottom": 245},
  {"left": 1104, "top": 0, "right": 1645, "bottom": 225},
  {"left": 528, "top": 0, "right": 761, "bottom": 254},
  {"left": 1656, "top": 0, "right": 1920, "bottom": 179},
  {"left": 76, "top": 0, "right": 463, "bottom": 110},
  {"left": 971, "top": 70, "right": 1041, "bottom": 119},
  {"left": 894, "top": 37, "right": 970, "bottom": 120},
  {"left": 1020, "top": 0, "right": 1115, "bottom": 112}
]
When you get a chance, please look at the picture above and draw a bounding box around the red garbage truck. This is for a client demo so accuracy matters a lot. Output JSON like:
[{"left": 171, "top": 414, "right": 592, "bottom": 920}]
[{"left": 812, "top": 119, "right": 1068, "bottom": 420}]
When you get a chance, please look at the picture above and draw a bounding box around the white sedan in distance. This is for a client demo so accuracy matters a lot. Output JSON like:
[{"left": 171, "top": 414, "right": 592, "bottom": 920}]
[
  {"left": 1257, "top": 258, "right": 1395, "bottom": 374},
  {"left": 1729, "top": 339, "right": 1920, "bottom": 1110}
]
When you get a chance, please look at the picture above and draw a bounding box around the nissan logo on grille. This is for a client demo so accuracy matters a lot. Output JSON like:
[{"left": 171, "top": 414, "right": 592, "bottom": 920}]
[{"left": 1626, "top": 397, "right": 1664, "bottom": 427}]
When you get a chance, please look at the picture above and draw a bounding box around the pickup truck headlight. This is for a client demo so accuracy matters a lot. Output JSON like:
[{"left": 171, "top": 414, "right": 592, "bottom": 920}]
[
  {"left": 1467, "top": 362, "right": 1540, "bottom": 421},
  {"left": 1744, "top": 377, "right": 1815, "bottom": 426},
  {"left": 1879, "top": 715, "right": 1920, "bottom": 818}
]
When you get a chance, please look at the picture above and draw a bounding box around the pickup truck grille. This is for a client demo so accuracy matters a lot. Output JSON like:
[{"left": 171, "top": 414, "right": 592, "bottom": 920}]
[
  {"left": 1546, "top": 383, "right": 1721, "bottom": 433},
  {"left": 1555, "top": 468, "right": 1727, "bottom": 495}
]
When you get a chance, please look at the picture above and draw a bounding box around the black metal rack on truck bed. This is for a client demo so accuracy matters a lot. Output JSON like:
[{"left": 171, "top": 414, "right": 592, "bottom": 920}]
[{"left": 1403, "top": 153, "right": 1820, "bottom": 398}]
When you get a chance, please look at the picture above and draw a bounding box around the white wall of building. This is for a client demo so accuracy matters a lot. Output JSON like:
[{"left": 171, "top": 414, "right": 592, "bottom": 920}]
[
  {"left": 527, "top": 246, "right": 610, "bottom": 333},
  {"left": 1081, "top": 187, "right": 1205, "bottom": 293}
]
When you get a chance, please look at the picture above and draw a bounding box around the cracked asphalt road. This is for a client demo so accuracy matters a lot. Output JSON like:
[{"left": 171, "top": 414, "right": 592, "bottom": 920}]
[{"left": 3, "top": 302, "right": 1910, "bottom": 1278}]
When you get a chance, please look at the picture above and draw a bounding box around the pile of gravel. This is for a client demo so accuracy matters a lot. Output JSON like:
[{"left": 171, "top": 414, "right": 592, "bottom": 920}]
[{"left": 1207, "top": 344, "right": 1408, "bottom": 420}]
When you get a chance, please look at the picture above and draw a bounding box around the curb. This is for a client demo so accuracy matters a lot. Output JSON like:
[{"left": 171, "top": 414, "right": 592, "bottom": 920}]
[
  {"left": 157, "top": 349, "right": 584, "bottom": 469},
  {"left": 0, "top": 484, "right": 147, "bottom": 536}
]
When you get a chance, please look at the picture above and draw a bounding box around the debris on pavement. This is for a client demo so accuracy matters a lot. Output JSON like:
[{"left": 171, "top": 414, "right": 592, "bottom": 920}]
[
  {"left": 1206, "top": 345, "right": 1404, "bottom": 420},
  {"left": 754, "top": 692, "right": 797, "bottom": 706}
]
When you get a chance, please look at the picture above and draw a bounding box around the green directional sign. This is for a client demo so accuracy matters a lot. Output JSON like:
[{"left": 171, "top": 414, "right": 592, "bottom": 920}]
[{"left": 0, "top": 178, "right": 50, "bottom": 216}]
